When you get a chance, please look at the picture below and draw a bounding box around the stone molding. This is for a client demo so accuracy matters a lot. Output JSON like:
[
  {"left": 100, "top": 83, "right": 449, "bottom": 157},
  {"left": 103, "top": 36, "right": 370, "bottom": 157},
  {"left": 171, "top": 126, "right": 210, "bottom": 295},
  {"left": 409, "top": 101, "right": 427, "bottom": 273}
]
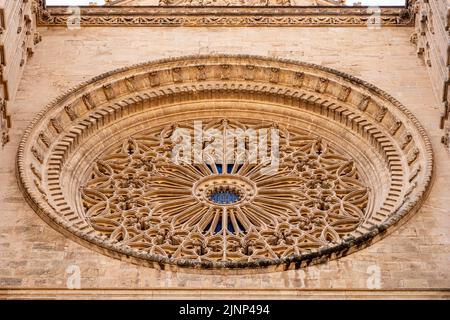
[
  {"left": 36, "top": 2, "right": 413, "bottom": 27},
  {"left": 1, "top": 288, "right": 449, "bottom": 299},
  {"left": 105, "top": 0, "right": 353, "bottom": 7}
]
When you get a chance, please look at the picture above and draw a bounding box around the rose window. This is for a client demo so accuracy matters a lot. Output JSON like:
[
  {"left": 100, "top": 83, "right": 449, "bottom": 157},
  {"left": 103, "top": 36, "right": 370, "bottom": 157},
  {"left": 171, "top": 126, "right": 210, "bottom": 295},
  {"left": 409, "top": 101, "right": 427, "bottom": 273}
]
[{"left": 17, "top": 55, "right": 432, "bottom": 271}]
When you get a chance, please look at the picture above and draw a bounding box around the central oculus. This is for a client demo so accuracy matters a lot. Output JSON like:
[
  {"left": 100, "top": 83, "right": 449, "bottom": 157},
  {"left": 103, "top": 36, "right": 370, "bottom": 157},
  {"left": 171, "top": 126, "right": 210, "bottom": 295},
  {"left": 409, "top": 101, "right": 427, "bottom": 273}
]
[
  {"left": 193, "top": 174, "right": 257, "bottom": 208},
  {"left": 209, "top": 189, "right": 241, "bottom": 205}
]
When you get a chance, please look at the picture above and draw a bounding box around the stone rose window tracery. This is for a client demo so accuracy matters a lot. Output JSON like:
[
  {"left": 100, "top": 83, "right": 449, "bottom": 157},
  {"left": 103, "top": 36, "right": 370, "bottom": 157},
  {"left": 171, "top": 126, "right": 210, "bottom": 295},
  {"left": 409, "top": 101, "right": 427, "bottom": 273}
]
[
  {"left": 17, "top": 55, "right": 433, "bottom": 272},
  {"left": 80, "top": 119, "right": 369, "bottom": 262}
]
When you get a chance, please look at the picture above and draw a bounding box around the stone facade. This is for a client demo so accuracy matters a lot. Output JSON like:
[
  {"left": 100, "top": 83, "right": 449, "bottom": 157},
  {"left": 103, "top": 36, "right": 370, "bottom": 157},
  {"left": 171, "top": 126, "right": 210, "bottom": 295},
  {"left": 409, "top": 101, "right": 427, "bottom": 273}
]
[
  {"left": 0, "top": 3, "right": 449, "bottom": 299},
  {"left": 0, "top": 0, "right": 40, "bottom": 147}
]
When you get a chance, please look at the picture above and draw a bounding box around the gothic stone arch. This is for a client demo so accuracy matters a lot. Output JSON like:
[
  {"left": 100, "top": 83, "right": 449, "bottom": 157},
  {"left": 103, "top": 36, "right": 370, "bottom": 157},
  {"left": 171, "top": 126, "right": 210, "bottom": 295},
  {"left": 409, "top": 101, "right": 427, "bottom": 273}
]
[{"left": 17, "top": 55, "right": 433, "bottom": 273}]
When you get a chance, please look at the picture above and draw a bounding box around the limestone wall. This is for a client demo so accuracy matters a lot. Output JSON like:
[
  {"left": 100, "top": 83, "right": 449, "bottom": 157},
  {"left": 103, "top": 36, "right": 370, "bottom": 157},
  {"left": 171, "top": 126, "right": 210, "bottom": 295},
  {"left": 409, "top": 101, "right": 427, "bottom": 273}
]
[
  {"left": 0, "top": 0, "right": 40, "bottom": 148},
  {"left": 412, "top": 0, "right": 450, "bottom": 152},
  {"left": 1, "top": 26, "right": 449, "bottom": 299}
]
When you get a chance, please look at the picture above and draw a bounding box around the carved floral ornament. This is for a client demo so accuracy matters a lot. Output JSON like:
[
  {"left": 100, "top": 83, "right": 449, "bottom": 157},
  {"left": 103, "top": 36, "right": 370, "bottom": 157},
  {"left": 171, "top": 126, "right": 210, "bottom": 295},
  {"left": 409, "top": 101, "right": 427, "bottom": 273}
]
[{"left": 17, "top": 55, "right": 433, "bottom": 272}]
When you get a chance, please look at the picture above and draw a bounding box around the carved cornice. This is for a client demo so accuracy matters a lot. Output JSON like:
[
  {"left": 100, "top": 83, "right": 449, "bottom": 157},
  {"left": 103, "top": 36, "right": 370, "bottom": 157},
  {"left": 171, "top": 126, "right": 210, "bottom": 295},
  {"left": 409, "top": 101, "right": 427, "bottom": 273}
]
[
  {"left": 37, "top": 4, "right": 413, "bottom": 27},
  {"left": 107, "top": 0, "right": 344, "bottom": 6}
]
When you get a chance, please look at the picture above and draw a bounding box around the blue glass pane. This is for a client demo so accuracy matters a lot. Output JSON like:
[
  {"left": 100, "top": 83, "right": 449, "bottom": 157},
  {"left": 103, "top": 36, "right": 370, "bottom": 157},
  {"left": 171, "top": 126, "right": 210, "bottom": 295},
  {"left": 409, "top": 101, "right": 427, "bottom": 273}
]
[
  {"left": 204, "top": 163, "right": 242, "bottom": 174},
  {"left": 209, "top": 190, "right": 240, "bottom": 205},
  {"left": 215, "top": 220, "right": 222, "bottom": 233},
  {"left": 211, "top": 219, "right": 236, "bottom": 234}
]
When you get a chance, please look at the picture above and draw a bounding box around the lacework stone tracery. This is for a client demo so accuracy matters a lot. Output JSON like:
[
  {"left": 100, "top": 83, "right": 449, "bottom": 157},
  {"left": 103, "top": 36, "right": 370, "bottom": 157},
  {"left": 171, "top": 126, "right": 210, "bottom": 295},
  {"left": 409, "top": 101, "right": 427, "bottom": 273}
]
[
  {"left": 81, "top": 119, "right": 369, "bottom": 263},
  {"left": 17, "top": 55, "right": 433, "bottom": 271}
]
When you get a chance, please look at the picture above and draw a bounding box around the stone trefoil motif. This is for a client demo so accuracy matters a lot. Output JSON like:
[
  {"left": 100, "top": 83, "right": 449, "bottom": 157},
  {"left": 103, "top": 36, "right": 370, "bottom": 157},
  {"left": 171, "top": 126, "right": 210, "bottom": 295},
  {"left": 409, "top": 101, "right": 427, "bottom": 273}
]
[{"left": 81, "top": 119, "right": 368, "bottom": 263}]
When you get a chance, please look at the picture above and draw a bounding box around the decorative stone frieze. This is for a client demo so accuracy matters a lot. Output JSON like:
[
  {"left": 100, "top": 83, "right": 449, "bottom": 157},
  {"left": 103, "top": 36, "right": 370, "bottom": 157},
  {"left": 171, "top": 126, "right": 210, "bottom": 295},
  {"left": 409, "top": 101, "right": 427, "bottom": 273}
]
[{"left": 35, "top": 3, "right": 413, "bottom": 27}]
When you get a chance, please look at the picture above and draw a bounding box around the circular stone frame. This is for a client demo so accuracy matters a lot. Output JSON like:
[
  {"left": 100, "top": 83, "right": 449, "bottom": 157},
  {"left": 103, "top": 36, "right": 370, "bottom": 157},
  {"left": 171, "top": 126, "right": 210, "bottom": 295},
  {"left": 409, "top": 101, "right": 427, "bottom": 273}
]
[{"left": 17, "top": 55, "right": 434, "bottom": 273}]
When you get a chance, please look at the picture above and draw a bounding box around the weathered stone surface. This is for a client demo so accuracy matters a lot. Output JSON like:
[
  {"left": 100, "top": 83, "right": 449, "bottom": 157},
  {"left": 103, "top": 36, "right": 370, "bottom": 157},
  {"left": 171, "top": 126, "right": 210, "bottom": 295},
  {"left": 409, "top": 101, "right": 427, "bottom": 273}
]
[{"left": 0, "top": 25, "right": 448, "bottom": 299}]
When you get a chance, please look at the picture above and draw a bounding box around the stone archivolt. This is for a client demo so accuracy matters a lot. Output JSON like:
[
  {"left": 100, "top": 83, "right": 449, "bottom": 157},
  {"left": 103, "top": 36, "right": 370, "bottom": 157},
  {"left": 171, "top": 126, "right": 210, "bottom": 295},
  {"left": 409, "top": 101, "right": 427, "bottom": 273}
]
[{"left": 17, "top": 55, "right": 433, "bottom": 272}]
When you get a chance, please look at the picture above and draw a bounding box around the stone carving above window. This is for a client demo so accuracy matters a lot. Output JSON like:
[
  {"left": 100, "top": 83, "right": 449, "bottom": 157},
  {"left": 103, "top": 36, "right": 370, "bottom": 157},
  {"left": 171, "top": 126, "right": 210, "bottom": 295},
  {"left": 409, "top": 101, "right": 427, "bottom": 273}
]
[
  {"left": 36, "top": 5, "right": 413, "bottom": 27},
  {"left": 17, "top": 55, "right": 433, "bottom": 272}
]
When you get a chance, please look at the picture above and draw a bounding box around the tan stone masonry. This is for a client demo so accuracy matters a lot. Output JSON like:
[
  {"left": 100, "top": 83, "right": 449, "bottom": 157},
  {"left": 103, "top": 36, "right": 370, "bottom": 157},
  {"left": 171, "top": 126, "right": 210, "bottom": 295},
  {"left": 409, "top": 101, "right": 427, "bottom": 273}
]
[{"left": 0, "top": 26, "right": 448, "bottom": 299}]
